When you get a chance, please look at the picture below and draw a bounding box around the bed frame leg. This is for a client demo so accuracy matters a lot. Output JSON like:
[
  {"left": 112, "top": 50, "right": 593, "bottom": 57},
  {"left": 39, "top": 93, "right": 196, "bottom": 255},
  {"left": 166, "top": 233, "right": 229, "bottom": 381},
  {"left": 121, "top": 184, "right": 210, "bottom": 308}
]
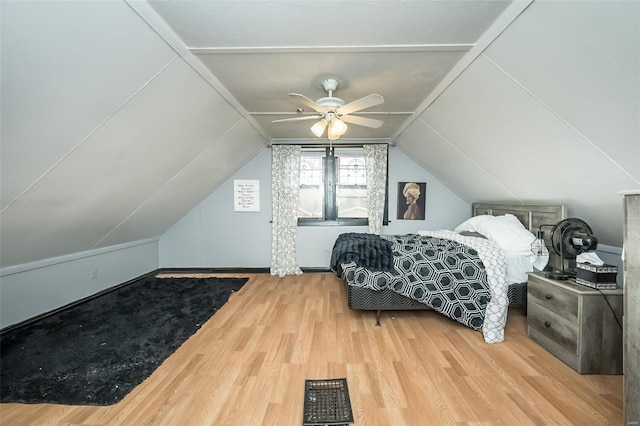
[{"left": 375, "top": 310, "right": 381, "bottom": 327}]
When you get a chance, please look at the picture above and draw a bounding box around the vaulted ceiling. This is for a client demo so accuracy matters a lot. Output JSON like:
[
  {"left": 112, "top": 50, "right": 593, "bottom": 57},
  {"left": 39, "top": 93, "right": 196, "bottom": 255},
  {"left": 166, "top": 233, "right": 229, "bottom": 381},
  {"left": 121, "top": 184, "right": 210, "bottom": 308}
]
[
  {"left": 145, "top": 0, "right": 516, "bottom": 141},
  {"left": 1, "top": 0, "right": 638, "bottom": 268}
]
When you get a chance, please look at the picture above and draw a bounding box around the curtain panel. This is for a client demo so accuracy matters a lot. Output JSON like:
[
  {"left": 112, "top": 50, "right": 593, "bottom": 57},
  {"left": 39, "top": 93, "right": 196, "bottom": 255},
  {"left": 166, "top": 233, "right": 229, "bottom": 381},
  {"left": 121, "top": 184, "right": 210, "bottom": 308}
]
[
  {"left": 364, "top": 144, "right": 387, "bottom": 235},
  {"left": 270, "top": 145, "right": 303, "bottom": 277}
]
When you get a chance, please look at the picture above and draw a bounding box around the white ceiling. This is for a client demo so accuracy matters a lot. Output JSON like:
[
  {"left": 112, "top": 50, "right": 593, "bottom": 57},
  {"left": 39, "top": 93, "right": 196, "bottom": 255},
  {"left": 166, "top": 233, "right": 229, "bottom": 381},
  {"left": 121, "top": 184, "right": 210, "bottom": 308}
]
[
  {"left": 145, "top": 0, "right": 518, "bottom": 141},
  {"left": 1, "top": 0, "right": 638, "bottom": 269}
]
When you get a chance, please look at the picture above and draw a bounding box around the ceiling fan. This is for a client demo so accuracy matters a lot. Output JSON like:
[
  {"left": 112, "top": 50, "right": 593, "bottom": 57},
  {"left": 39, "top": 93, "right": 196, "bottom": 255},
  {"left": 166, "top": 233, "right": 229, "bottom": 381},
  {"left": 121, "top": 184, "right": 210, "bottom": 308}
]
[{"left": 272, "top": 78, "right": 384, "bottom": 140}]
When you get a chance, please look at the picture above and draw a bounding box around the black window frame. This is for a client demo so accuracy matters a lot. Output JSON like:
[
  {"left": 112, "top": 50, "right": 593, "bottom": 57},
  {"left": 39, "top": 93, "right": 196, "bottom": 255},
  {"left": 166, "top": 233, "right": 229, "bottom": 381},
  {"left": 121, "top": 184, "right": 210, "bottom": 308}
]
[{"left": 297, "top": 145, "right": 389, "bottom": 227}]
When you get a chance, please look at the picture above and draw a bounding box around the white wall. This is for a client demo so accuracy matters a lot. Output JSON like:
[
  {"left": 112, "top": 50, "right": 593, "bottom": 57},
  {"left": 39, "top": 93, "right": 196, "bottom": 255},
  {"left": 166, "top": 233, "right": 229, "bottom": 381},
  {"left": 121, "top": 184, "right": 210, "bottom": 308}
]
[
  {"left": 160, "top": 146, "right": 471, "bottom": 268},
  {"left": 397, "top": 0, "right": 639, "bottom": 248},
  {"left": 0, "top": 239, "right": 159, "bottom": 328},
  {"left": 160, "top": 149, "right": 273, "bottom": 267},
  {"left": 0, "top": 1, "right": 266, "bottom": 269}
]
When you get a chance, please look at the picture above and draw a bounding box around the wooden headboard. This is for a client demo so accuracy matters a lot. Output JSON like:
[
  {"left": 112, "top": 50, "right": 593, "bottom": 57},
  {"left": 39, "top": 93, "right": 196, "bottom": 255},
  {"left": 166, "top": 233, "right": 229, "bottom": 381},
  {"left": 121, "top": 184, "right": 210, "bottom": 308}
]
[{"left": 472, "top": 202, "right": 567, "bottom": 270}]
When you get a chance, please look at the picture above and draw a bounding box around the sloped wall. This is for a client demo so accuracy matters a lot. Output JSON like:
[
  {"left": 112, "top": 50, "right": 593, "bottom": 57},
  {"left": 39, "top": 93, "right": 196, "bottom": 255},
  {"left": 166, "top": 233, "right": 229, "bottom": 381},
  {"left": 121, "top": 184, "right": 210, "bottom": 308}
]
[
  {"left": 0, "top": 1, "right": 266, "bottom": 269},
  {"left": 397, "top": 0, "right": 639, "bottom": 248}
]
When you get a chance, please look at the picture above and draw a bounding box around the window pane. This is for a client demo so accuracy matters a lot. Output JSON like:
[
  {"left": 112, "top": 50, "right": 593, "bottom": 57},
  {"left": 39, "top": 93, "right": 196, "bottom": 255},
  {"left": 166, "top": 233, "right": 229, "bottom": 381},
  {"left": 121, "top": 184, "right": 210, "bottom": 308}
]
[
  {"left": 299, "top": 153, "right": 324, "bottom": 218},
  {"left": 336, "top": 185, "right": 368, "bottom": 218},
  {"left": 336, "top": 152, "right": 368, "bottom": 218},
  {"left": 337, "top": 155, "right": 366, "bottom": 186},
  {"left": 297, "top": 146, "right": 386, "bottom": 225}
]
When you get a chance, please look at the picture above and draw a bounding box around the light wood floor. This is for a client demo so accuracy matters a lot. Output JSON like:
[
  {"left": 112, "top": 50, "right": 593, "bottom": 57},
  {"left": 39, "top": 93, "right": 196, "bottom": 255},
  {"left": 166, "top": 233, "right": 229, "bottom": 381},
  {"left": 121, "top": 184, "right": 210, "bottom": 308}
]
[{"left": 1, "top": 273, "right": 622, "bottom": 425}]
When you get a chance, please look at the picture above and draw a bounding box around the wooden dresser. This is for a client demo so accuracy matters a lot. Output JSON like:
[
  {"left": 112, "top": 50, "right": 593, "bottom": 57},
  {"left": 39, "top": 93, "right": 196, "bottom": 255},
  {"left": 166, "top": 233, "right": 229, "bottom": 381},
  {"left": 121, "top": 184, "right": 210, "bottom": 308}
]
[
  {"left": 622, "top": 191, "right": 639, "bottom": 423},
  {"left": 527, "top": 272, "right": 623, "bottom": 374}
]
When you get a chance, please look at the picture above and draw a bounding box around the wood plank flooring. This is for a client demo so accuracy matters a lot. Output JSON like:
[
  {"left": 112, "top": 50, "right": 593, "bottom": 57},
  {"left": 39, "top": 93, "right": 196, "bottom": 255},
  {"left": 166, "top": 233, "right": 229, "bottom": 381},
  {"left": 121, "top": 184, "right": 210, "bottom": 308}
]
[{"left": 0, "top": 273, "right": 623, "bottom": 425}]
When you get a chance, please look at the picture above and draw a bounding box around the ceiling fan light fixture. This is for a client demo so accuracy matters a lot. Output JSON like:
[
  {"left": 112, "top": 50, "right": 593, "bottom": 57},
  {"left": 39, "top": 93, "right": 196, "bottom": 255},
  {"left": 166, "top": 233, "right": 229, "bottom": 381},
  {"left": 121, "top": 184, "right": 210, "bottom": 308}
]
[
  {"left": 334, "top": 118, "right": 348, "bottom": 135},
  {"left": 327, "top": 124, "right": 337, "bottom": 140},
  {"left": 328, "top": 118, "right": 348, "bottom": 140},
  {"left": 310, "top": 119, "right": 327, "bottom": 137},
  {"left": 274, "top": 76, "right": 385, "bottom": 138}
]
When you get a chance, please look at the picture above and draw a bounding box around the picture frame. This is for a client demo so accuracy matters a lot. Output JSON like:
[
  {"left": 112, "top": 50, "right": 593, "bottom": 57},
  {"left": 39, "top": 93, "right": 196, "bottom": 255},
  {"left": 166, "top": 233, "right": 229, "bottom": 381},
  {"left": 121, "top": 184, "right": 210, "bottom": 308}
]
[
  {"left": 234, "top": 179, "right": 260, "bottom": 212},
  {"left": 397, "top": 182, "right": 426, "bottom": 220}
]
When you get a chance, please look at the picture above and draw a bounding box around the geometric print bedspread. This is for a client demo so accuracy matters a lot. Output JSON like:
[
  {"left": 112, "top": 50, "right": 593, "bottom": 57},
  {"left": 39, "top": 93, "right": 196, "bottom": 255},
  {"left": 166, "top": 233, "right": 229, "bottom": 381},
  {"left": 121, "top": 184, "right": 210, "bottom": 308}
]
[
  {"left": 420, "top": 230, "right": 509, "bottom": 343},
  {"left": 342, "top": 231, "right": 509, "bottom": 343}
]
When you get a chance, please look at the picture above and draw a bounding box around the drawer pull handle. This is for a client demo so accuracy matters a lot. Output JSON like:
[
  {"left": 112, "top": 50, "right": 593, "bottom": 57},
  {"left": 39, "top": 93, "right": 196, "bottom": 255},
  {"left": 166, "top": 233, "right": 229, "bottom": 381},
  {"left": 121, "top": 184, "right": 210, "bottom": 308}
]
[
  {"left": 545, "top": 294, "right": 552, "bottom": 300},
  {"left": 544, "top": 321, "right": 551, "bottom": 327}
]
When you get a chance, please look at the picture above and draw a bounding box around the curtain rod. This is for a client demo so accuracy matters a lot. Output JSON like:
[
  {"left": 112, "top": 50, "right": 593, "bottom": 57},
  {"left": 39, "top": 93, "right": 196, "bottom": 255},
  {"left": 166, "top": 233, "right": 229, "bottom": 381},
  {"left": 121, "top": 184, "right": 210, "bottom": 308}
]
[{"left": 267, "top": 141, "right": 395, "bottom": 148}]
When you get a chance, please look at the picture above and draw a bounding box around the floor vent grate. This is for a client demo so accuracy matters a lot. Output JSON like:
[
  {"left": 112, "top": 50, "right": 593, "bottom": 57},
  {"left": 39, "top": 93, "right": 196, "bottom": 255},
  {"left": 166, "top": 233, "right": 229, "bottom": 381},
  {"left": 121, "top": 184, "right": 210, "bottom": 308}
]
[{"left": 303, "top": 378, "right": 354, "bottom": 426}]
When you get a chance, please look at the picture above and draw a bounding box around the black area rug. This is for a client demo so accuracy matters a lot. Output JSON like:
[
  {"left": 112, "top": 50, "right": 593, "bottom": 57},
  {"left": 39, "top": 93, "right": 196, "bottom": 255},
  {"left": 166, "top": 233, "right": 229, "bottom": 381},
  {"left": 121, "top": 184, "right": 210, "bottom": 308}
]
[{"left": 0, "top": 276, "right": 247, "bottom": 406}]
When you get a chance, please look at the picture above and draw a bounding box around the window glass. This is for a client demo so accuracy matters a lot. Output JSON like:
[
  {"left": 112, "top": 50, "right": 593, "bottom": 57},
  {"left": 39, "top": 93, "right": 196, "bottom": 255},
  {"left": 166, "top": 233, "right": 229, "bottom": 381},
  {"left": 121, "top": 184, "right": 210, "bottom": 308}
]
[
  {"left": 299, "top": 150, "right": 324, "bottom": 219},
  {"left": 336, "top": 151, "right": 368, "bottom": 219},
  {"left": 297, "top": 146, "right": 388, "bottom": 226}
]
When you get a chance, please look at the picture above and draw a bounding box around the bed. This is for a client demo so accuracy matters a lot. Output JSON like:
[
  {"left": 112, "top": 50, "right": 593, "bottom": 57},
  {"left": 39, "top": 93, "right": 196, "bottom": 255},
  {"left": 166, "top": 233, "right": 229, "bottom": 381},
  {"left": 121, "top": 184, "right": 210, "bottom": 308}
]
[{"left": 330, "top": 202, "right": 566, "bottom": 343}]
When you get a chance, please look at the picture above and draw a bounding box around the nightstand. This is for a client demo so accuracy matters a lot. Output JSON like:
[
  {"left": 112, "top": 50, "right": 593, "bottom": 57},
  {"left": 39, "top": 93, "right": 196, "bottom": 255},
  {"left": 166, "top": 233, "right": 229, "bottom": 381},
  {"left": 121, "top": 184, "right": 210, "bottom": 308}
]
[{"left": 527, "top": 272, "right": 623, "bottom": 374}]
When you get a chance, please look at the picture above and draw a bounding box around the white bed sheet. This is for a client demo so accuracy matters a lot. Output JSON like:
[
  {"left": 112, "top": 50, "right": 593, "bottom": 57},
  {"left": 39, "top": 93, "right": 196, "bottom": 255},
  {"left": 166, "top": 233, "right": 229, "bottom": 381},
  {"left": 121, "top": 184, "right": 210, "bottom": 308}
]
[{"left": 504, "top": 251, "right": 535, "bottom": 285}]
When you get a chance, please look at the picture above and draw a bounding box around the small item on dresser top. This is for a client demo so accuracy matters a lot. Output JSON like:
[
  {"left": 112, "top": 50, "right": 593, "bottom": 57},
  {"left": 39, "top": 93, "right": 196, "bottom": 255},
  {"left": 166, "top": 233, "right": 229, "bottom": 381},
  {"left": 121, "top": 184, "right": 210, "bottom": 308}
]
[
  {"left": 576, "top": 251, "right": 605, "bottom": 265},
  {"left": 575, "top": 262, "right": 618, "bottom": 289},
  {"left": 531, "top": 230, "right": 549, "bottom": 272}
]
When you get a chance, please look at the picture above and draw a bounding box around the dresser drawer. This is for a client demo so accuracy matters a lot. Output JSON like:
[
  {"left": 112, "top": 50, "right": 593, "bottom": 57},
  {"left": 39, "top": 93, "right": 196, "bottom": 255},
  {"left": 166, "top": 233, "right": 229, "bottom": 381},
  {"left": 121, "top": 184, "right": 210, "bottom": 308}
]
[
  {"left": 527, "top": 276, "right": 579, "bottom": 323},
  {"left": 526, "top": 272, "right": 623, "bottom": 374},
  {"left": 528, "top": 301, "right": 578, "bottom": 355}
]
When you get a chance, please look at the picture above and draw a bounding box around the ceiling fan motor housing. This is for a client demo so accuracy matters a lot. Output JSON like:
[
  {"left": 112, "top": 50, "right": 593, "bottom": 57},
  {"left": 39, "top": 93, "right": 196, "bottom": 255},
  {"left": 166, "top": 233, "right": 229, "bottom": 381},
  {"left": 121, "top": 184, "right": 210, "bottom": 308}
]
[{"left": 316, "top": 97, "right": 345, "bottom": 111}]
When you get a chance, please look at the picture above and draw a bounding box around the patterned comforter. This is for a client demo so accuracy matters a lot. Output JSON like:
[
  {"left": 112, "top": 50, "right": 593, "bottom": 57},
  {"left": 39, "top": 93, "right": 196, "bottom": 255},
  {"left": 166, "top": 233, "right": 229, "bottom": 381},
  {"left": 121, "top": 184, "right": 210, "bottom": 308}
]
[{"left": 334, "top": 231, "right": 508, "bottom": 343}]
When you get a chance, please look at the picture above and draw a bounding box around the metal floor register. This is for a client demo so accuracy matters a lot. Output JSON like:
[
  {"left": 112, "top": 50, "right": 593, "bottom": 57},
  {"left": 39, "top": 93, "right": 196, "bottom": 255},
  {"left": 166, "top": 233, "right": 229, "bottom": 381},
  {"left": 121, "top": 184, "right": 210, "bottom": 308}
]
[{"left": 303, "top": 378, "right": 354, "bottom": 426}]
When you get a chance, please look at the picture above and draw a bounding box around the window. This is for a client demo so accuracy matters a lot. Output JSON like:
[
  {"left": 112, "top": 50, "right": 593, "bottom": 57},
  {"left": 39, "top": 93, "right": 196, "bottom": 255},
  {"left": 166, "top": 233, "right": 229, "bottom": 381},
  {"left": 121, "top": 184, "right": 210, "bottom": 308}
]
[{"left": 298, "top": 146, "right": 388, "bottom": 226}]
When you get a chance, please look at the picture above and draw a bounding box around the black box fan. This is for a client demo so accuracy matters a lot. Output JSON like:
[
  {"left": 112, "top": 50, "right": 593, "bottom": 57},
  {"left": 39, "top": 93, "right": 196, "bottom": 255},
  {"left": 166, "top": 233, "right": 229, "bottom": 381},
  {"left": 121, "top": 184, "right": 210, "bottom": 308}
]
[{"left": 546, "top": 218, "right": 599, "bottom": 280}]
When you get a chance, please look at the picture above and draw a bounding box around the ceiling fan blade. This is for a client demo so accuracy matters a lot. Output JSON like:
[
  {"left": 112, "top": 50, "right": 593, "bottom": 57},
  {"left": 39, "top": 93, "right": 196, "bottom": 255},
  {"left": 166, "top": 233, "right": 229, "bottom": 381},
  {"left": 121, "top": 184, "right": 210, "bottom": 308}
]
[
  {"left": 272, "top": 115, "right": 323, "bottom": 123},
  {"left": 288, "top": 93, "right": 326, "bottom": 114},
  {"left": 340, "top": 115, "right": 384, "bottom": 129},
  {"left": 337, "top": 94, "right": 384, "bottom": 115}
]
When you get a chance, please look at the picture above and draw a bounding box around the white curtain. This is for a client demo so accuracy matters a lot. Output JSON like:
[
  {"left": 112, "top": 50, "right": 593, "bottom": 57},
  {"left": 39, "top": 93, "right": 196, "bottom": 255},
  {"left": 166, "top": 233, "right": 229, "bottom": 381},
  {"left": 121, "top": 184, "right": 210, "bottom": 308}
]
[
  {"left": 270, "top": 145, "right": 303, "bottom": 277},
  {"left": 364, "top": 144, "right": 387, "bottom": 235}
]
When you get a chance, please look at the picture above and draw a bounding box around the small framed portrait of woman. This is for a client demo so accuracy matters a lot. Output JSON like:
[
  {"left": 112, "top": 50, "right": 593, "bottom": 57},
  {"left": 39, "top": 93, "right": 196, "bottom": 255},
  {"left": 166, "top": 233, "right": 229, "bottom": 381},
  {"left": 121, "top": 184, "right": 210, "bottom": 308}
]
[{"left": 397, "top": 182, "right": 426, "bottom": 220}]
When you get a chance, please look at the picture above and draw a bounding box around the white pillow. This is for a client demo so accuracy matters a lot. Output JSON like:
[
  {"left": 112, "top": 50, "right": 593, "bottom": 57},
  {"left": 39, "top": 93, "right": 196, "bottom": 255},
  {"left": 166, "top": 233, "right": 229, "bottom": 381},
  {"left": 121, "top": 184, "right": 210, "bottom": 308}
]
[
  {"left": 454, "top": 215, "right": 493, "bottom": 233},
  {"left": 473, "top": 214, "right": 537, "bottom": 255}
]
